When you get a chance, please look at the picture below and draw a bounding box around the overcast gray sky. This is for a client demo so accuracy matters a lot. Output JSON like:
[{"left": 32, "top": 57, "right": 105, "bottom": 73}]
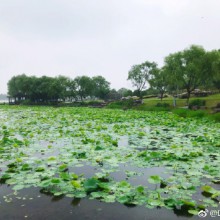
[{"left": 0, "top": 0, "right": 220, "bottom": 94}]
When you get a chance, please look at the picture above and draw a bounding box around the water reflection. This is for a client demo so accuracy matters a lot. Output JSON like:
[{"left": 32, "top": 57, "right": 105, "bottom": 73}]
[
  {"left": 0, "top": 186, "right": 202, "bottom": 220},
  {"left": 71, "top": 198, "right": 81, "bottom": 207},
  {"left": 173, "top": 205, "right": 195, "bottom": 218},
  {"left": 0, "top": 166, "right": 217, "bottom": 220},
  {"left": 118, "top": 136, "right": 129, "bottom": 148}
]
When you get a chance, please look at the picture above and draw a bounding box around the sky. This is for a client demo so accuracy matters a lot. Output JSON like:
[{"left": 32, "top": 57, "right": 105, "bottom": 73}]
[{"left": 0, "top": 0, "right": 220, "bottom": 94}]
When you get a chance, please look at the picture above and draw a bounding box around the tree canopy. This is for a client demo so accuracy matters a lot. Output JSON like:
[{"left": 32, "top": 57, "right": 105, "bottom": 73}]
[
  {"left": 149, "top": 67, "right": 169, "bottom": 100},
  {"left": 163, "top": 45, "right": 220, "bottom": 103},
  {"left": 7, "top": 45, "right": 220, "bottom": 105},
  {"left": 7, "top": 74, "right": 111, "bottom": 103},
  {"left": 127, "top": 45, "right": 220, "bottom": 103},
  {"left": 92, "top": 76, "right": 110, "bottom": 100},
  {"left": 127, "top": 61, "right": 158, "bottom": 97}
]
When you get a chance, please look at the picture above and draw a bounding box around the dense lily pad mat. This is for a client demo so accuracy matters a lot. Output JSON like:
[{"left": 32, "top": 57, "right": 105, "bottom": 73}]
[{"left": 0, "top": 106, "right": 220, "bottom": 215}]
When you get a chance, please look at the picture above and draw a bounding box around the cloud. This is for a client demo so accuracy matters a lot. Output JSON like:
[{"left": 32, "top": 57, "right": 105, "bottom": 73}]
[
  {"left": 0, "top": 0, "right": 220, "bottom": 94},
  {"left": 139, "top": 0, "right": 190, "bottom": 15}
]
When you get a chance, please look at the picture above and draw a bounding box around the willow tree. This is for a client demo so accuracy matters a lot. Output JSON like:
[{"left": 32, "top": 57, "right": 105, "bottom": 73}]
[
  {"left": 164, "top": 45, "right": 207, "bottom": 104},
  {"left": 127, "top": 61, "right": 158, "bottom": 98},
  {"left": 149, "top": 67, "right": 169, "bottom": 101},
  {"left": 92, "top": 75, "right": 110, "bottom": 100}
]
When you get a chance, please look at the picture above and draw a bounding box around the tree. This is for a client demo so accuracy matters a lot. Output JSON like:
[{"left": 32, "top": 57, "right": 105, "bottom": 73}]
[
  {"left": 118, "top": 88, "right": 133, "bottom": 98},
  {"left": 74, "top": 76, "right": 93, "bottom": 100},
  {"left": 164, "top": 45, "right": 207, "bottom": 104},
  {"left": 7, "top": 74, "right": 31, "bottom": 102},
  {"left": 106, "top": 89, "right": 121, "bottom": 100},
  {"left": 35, "top": 76, "right": 55, "bottom": 102},
  {"left": 66, "top": 79, "right": 77, "bottom": 101},
  {"left": 213, "top": 67, "right": 220, "bottom": 91},
  {"left": 127, "top": 61, "right": 158, "bottom": 97},
  {"left": 8, "top": 75, "right": 20, "bottom": 101},
  {"left": 203, "top": 50, "right": 220, "bottom": 91},
  {"left": 8, "top": 75, "right": 64, "bottom": 103},
  {"left": 149, "top": 67, "right": 169, "bottom": 101},
  {"left": 55, "top": 76, "right": 71, "bottom": 101},
  {"left": 92, "top": 76, "right": 110, "bottom": 100},
  {"left": 28, "top": 76, "right": 41, "bottom": 102},
  {"left": 7, "top": 74, "right": 111, "bottom": 103}
]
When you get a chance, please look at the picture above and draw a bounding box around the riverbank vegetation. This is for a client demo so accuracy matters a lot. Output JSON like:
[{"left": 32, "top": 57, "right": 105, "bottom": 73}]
[{"left": 6, "top": 45, "right": 220, "bottom": 108}]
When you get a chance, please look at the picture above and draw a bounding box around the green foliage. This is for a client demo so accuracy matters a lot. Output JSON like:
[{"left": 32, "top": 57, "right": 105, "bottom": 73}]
[
  {"left": 7, "top": 74, "right": 111, "bottom": 104},
  {"left": 188, "top": 110, "right": 207, "bottom": 118},
  {"left": 201, "top": 185, "right": 220, "bottom": 198},
  {"left": 74, "top": 76, "right": 94, "bottom": 100},
  {"left": 163, "top": 45, "right": 219, "bottom": 103},
  {"left": 209, "top": 112, "right": 220, "bottom": 122},
  {"left": 84, "top": 178, "right": 100, "bottom": 193},
  {"left": 135, "top": 104, "right": 170, "bottom": 112},
  {"left": 118, "top": 88, "right": 133, "bottom": 97},
  {"left": 107, "top": 99, "right": 134, "bottom": 109},
  {"left": 128, "top": 61, "right": 158, "bottom": 97},
  {"left": 155, "top": 102, "right": 170, "bottom": 108},
  {"left": 92, "top": 76, "right": 110, "bottom": 100},
  {"left": 86, "top": 101, "right": 105, "bottom": 106},
  {"left": 172, "top": 109, "right": 207, "bottom": 118},
  {"left": 149, "top": 68, "right": 169, "bottom": 100},
  {"left": 0, "top": 106, "right": 220, "bottom": 213},
  {"left": 204, "top": 50, "right": 220, "bottom": 90},
  {"left": 20, "top": 99, "right": 33, "bottom": 105},
  {"left": 106, "top": 89, "right": 121, "bottom": 100},
  {"left": 189, "top": 99, "right": 206, "bottom": 109},
  {"left": 148, "top": 175, "right": 161, "bottom": 184}
]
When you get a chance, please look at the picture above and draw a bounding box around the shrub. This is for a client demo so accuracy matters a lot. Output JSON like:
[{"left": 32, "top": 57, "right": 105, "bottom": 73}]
[
  {"left": 173, "top": 108, "right": 207, "bottom": 118},
  {"left": 155, "top": 103, "right": 170, "bottom": 108},
  {"left": 172, "top": 109, "right": 188, "bottom": 118},
  {"left": 135, "top": 104, "right": 170, "bottom": 112},
  {"left": 20, "top": 99, "right": 33, "bottom": 105},
  {"left": 107, "top": 99, "right": 134, "bottom": 109},
  {"left": 209, "top": 113, "right": 220, "bottom": 122},
  {"left": 86, "top": 100, "right": 104, "bottom": 105},
  {"left": 189, "top": 99, "right": 206, "bottom": 109},
  {"left": 188, "top": 110, "right": 207, "bottom": 118}
]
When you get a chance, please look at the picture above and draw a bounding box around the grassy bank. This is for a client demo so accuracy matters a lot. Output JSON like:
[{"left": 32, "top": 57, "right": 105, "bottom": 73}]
[
  {"left": 106, "top": 93, "right": 220, "bottom": 122},
  {"left": 141, "top": 93, "right": 220, "bottom": 110}
]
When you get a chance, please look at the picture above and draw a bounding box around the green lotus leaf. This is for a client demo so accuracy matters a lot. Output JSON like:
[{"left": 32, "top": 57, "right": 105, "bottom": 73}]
[
  {"left": 60, "top": 172, "right": 70, "bottom": 181},
  {"left": 147, "top": 199, "right": 163, "bottom": 207},
  {"left": 136, "top": 186, "right": 145, "bottom": 194},
  {"left": 148, "top": 175, "right": 161, "bottom": 184},
  {"left": 201, "top": 185, "right": 216, "bottom": 194},
  {"left": 13, "top": 184, "right": 25, "bottom": 191},
  {"left": 188, "top": 210, "right": 199, "bottom": 215},
  {"left": 84, "top": 178, "right": 100, "bottom": 193},
  {"left": 71, "top": 180, "right": 81, "bottom": 188},
  {"left": 59, "top": 164, "right": 68, "bottom": 172},
  {"left": 51, "top": 178, "right": 61, "bottom": 184}
]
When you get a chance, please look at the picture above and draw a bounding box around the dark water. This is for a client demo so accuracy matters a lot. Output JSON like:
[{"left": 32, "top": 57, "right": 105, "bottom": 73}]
[
  {"left": 0, "top": 185, "right": 203, "bottom": 220},
  {"left": 0, "top": 135, "right": 218, "bottom": 220},
  {"left": 71, "top": 163, "right": 169, "bottom": 184},
  {"left": 0, "top": 162, "right": 212, "bottom": 220}
]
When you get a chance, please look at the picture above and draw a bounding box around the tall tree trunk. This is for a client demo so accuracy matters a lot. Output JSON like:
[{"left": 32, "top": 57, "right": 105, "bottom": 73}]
[
  {"left": 186, "top": 89, "right": 191, "bottom": 106},
  {"left": 138, "top": 89, "right": 141, "bottom": 99},
  {"left": 160, "top": 91, "right": 164, "bottom": 101}
]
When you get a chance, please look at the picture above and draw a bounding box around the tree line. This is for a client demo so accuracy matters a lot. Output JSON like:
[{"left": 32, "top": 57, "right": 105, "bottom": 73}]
[
  {"left": 7, "top": 74, "right": 134, "bottom": 103},
  {"left": 7, "top": 45, "right": 220, "bottom": 104},
  {"left": 8, "top": 75, "right": 111, "bottom": 103},
  {"left": 128, "top": 45, "right": 220, "bottom": 103}
]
